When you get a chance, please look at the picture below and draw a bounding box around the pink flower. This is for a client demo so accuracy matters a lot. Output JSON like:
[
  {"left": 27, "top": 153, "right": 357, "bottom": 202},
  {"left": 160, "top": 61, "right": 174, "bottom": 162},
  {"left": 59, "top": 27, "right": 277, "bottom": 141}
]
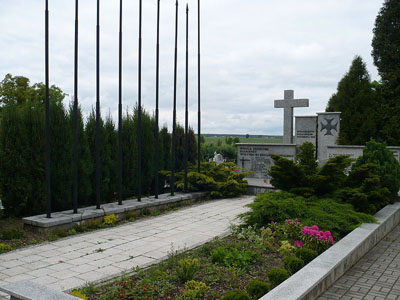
[
  {"left": 294, "top": 240, "right": 303, "bottom": 248},
  {"left": 311, "top": 225, "right": 319, "bottom": 231}
]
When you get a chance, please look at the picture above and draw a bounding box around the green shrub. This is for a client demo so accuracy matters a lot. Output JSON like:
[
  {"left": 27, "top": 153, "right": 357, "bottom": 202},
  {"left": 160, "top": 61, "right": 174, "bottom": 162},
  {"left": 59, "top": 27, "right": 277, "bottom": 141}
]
[
  {"left": 211, "top": 246, "right": 229, "bottom": 264},
  {"left": 283, "top": 255, "right": 304, "bottom": 274},
  {"left": 267, "top": 268, "right": 289, "bottom": 286},
  {"left": 352, "top": 140, "right": 400, "bottom": 201},
  {"left": 103, "top": 214, "right": 117, "bottom": 225},
  {"left": 0, "top": 243, "right": 13, "bottom": 253},
  {"left": 220, "top": 290, "right": 250, "bottom": 300},
  {"left": 278, "top": 241, "right": 295, "bottom": 257},
  {"left": 182, "top": 280, "right": 210, "bottom": 300},
  {"left": 295, "top": 248, "right": 318, "bottom": 264},
  {"left": 240, "top": 191, "right": 376, "bottom": 239},
  {"left": 246, "top": 280, "right": 270, "bottom": 299},
  {"left": 211, "top": 246, "right": 257, "bottom": 270},
  {"left": 73, "top": 225, "right": 86, "bottom": 233},
  {"left": 177, "top": 257, "right": 200, "bottom": 283},
  {"left": 1, "top": 228, "right": 24, "bottom": 240},
  {"left": 161, "top": 162, "right": 252, "bottom": 199}
]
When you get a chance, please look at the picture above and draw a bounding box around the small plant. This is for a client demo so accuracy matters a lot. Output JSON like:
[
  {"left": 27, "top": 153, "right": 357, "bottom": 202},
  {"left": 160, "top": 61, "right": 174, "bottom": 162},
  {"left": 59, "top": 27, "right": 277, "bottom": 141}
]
[
  {"left": 95, "top": 248, "right": 105, "bottom": 253},
  {"left": 283, "top": 255, "right": 304, "bottom": 274},
  {"left": 68, "top": 228, "right": 77, "bottom": 235},
  {"left": 278, "top": 240, "right": 295, "bottom": 257},
  {"left": 182, "top": 280, "right": 210, "bottom": 300},
  {"left": 295, "top": 248, "right": 318, "bottom": 264},
  {"left": 55, "top": 230, "right": 68, "bottom": 238},
  {"left": 48, "top": 235, "right": 59, "bottom": 241},
  {"left": 103, "top": 214, "right": 117, "bottom": 226},
  {"left": 177, "top": 257, "right": 200, "bottom": 283},
  {"left": 246, "top": 280, "right": 270, "bottom": 299},
  {"left": 0, "top": 243, "right": 13, "bottom": 254},
  {"left": 211, "top": 246, "right": 229, "bottom": 265},
  {"left": 70, "top": 290, "right": 88, "bottom": 299},
  {"left": 151, "top": 209, "right": 161, "bottom": 216},
  {"left": 141, "top": 208, "right": 151, "bottom": 216},
  {"left": 86, "top": 219, "right": 102, "bottom": 229},
  {"left": 220, "top": 289, "right": 250, "bottom": 300},
  {"left": 1, "top": 228, "right": 24, "bottom": 240},
  {"left": 73, "top": 225, "right": 86, "bottom": 233},
  {"left": 267, "top": 268, "right": 289, "bottom": 286}
]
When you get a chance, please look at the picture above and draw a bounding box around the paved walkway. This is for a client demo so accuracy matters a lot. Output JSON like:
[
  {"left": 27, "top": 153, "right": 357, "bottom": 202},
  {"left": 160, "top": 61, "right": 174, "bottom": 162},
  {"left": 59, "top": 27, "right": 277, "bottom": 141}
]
[
  {"left": 0, "top": 196, "right": 253, "bottom": 299},
  {"left": 318, "top": 224, "right": 400, "bottom": 300}
]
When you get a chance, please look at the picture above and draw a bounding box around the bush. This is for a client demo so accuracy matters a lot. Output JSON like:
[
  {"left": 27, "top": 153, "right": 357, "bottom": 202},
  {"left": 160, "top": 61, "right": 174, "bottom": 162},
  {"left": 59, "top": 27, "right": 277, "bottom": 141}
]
[
  {"left": 0, "top": 243, "right": 13, "bottom": 253},
  {"left": 162, "top": 162, "right": 252, "bottom": 199},
  {"left": 220, "top": 290, "right": 250, "bottom": 300},
  {"left": 177, "top": 257, "right": 200, "bottom": 283},
  {"left": 240, "top": 191, "right": 376, "bottom": 239},
  {"left": 283, "top": 256, "right": 304, "bottom": 274},
  {"left": 246, "top": 280, "right": 270, "bottom": 299},
  {"left": 267, "top": 268, "right": 289, "bottom": 287},
  {"left": 295, "top": 248, "right": 318, "bottom": 265},
  {"left": 182, "top": 280, "right": 210, "bottom": 300},
  {"left": 278, "top": 241, "right": 295, "bottom": 257},
  {"left": 103, "top": 214, "right": 117, "bottom": 226},
  {"left": 211, "top": 246, "right": 257, "bottom": 270},
  {"left": 211, "top": 246, "right": 229, "bottom": 264},
  {"left": 355, "top": 140, "right": 400, "bottom": 197},
  {"left": 1, "top": 228, "right": 24, "bottom": 240}
]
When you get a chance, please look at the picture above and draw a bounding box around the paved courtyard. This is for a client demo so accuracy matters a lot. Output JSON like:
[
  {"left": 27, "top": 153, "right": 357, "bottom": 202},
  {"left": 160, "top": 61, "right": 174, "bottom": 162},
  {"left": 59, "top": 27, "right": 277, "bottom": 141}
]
[
  {"left": 0, "top": 196, "right": 253, "bottom": 299},
  {"left": 318, "top": 224, "right": 400, "bottom": 300}
]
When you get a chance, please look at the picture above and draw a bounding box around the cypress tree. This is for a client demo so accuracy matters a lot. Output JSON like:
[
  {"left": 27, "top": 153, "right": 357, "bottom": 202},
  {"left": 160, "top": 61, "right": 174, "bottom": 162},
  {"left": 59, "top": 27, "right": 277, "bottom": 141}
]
[{"left": 326, "top": 56, "right": 379, "bottom": 145}]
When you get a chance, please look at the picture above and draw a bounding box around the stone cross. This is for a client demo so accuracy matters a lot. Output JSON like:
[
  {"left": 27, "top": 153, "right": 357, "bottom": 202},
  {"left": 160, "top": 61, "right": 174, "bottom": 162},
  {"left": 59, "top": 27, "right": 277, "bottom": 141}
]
[{"left": 274, "top": 90, "right": 309, "bottom": 144}]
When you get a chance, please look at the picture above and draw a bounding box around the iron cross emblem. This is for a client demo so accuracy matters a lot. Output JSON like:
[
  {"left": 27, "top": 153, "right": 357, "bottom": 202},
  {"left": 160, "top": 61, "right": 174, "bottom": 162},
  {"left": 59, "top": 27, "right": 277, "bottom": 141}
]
[{"left": 320, "top": 118, "right": 338, "bottom": 136}]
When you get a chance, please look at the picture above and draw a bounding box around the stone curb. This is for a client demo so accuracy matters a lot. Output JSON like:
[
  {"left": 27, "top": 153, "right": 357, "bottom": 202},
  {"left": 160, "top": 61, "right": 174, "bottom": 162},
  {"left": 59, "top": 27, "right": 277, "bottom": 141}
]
[{"left": 259, "top": 201, "right": 400, "bottom": 300}]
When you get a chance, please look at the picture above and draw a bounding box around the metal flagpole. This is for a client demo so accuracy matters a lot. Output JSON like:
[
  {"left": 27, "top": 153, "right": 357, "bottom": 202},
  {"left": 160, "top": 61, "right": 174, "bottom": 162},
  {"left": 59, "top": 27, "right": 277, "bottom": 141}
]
[
  {"left": 118, "top": 0, "right": 123, "bottom": 205},
  {"left": 73, "top": 0, "right": 79, "bottom": 214},
  {"left": 95, "top": 0, "right": 101, "bottom": 209},
  {"left": 171, "top": 0, "right": 178, "bottom": 196},
  {"left": 154, "top": 0, "right": 160, "bottom": 199},
  {"left": 137, "top": 0, "right": 142, "bottom": 202},
  {"left": 184, "top": 4, "right": 189, "bottom": 192},
  {"left": 45, "top": 0, "right": 51, "bottom": 218},
  {"left": 197, "top": 0, "right": 201, "bottom": 173}
]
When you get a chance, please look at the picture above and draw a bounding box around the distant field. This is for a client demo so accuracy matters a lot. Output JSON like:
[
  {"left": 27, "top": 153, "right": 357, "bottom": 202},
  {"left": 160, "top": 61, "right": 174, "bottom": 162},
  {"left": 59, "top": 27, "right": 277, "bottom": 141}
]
[{"left": 204, "top": 136, "right": 282, "bottom": 144}]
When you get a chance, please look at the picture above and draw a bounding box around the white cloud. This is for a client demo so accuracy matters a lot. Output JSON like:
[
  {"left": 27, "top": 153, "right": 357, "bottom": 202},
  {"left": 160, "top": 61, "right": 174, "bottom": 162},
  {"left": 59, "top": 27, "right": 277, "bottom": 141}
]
[{"left": 0, "top": 0, "right": 384, "bottom": 135}]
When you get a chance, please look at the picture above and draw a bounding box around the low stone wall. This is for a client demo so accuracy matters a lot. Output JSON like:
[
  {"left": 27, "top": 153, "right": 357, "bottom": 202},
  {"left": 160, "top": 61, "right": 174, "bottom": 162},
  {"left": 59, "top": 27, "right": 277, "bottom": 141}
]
[
  {"left": 23, "top": 192, "right": 208, "bottom": 234},
  {"left": 259, "top": 201, "right": 400, "bottom": 300}
]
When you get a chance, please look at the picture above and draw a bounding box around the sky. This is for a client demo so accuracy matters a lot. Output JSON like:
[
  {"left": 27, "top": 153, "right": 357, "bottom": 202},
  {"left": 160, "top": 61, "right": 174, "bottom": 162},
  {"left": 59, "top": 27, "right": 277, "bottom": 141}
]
[{"left": 0, "top": 0, "right": 384, "bottom": 135}]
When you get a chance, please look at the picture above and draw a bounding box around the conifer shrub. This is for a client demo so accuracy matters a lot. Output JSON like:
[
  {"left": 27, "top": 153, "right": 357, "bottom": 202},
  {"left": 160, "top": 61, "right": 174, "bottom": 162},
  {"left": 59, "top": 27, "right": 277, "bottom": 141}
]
[
  {"left": 240, "top": 191, "right": 375, "bottom": 239},
  {"left": 182, "top": 280, "right": 210, "bottom": 300},
  {"left": 267, "top": 268, "right": 289, "bottom": 287},
  {"left": 295, "top": 248, "right": 318, "bottom": 265},
  {"left": 162, "top": 162, "right": 252, "bottom": 198},
  {"left": 0, "top": 243, "right": 13, "bottom": 254},
  {"left": 176, "top": 257, "right": 200, "bottom": 283},
  {"left": 220, "top": 290, "right": 250, "bottom": 300},
  {"left": 245, "top": 280, "right": 270, "bottom": 299},
  {"left": 283, "top": 255, "right": 304, "bottom": 274}
]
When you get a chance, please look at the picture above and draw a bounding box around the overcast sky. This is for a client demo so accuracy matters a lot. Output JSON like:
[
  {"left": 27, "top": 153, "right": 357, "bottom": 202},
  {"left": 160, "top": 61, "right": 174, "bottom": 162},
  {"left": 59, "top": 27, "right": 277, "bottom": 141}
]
[{"left": 0, "top": 0, "right": 384, "bottom": 135}]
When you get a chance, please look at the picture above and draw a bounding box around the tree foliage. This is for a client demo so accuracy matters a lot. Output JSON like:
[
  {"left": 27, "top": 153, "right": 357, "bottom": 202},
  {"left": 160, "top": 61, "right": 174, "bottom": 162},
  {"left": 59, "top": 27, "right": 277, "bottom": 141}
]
[{"left": 326, "top": 56, "right": 379, "bottom": 145}]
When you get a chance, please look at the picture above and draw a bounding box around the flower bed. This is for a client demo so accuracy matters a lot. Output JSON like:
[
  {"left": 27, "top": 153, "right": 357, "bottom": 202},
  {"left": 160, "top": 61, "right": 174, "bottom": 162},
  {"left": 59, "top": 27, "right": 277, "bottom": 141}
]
[{"left": 76, "top": 219, "right": 339, "bottom": 300}]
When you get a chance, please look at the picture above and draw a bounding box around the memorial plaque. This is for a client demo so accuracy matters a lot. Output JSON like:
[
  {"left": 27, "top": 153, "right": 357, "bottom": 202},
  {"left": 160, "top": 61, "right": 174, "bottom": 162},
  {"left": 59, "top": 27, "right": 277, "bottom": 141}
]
[
  {"left": 327, "top": 145, "right": 400, "bottom": 164},
  {"left": 317, "top": 112, "right": 341, "bottom": 164},
  {"left": 295, "top": 116, "right": 317, "bottom": 147},
  {"left": 237, "top": 143, "right": 296, "bottom": 179}
]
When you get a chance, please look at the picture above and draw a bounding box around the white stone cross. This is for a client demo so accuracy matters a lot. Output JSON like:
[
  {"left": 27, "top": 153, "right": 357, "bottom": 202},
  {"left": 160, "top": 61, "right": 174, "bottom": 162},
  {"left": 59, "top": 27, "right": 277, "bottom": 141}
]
[{"left": 274, "top": 90, "right": 309, "bottom": 144}]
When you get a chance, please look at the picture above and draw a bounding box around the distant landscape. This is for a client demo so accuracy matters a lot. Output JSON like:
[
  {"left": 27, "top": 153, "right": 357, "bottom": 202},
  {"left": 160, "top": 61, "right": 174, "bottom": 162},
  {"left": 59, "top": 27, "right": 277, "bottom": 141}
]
[{"left": 203, "top": 134, "right": 282, "bottom": 144}]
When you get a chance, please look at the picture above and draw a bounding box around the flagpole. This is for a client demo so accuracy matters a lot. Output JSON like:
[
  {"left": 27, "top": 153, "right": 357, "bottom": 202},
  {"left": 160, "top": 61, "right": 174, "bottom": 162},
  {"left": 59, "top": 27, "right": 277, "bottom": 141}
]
[
  {"left": 118, "top": 0, "right": 123, "bottom": 205},
  {"left": 184, "top": 4, "right": 189, "bottom": 192},
  {"left": 45, "top": 0, "right": 51, "bottom": 218},
  {"left": 73, "top": 0, "right": 79, "bottom": 214},
  {"left": 197, "top": 0, "right": 201, "bottom": 173},
  {"left": 154, "top": 0, "right": 160, "bottom": 199},
  {"left": 137, "top": 0, "right": 142, "bottom": 202},
  {"left": 171, "top": 0, "right": 179, "bottom": 196},
  {"left": 95, "top": 0, "right": 101, "bottom": 209}
]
